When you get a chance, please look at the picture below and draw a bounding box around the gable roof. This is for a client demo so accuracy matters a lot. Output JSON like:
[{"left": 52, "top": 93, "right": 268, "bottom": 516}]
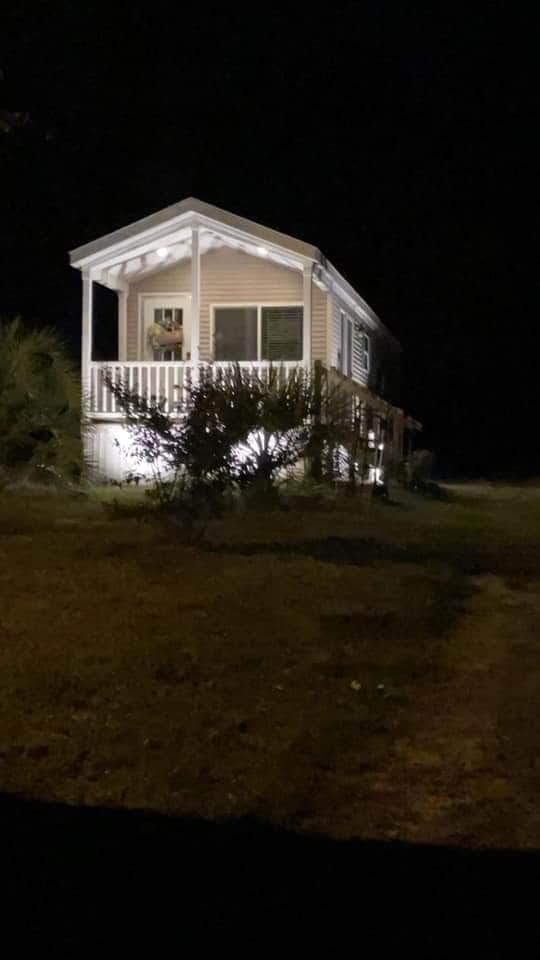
[
  {"left": 69, "top": 197, "right": 399, "bottom": 346},
  {"left": 69, "top": 197, "right": 320, "bottom": 266}
]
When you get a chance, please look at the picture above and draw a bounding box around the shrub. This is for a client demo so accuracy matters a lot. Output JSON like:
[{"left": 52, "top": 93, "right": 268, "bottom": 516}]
[
  {"left": 0, "top": 318, "right": 84, "bottom": 485},
  {"left": 104, "top": 362, "right": 390, "bottom": 519}
]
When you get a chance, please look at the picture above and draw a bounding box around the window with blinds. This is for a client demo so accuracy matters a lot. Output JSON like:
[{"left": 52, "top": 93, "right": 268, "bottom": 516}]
[
  {"left": 350, "top": 325, "right": 370, "bottom": 380},
  {"left": 339, "top": 311, "right": 353, "bottom": 376},
  {"left": 261, "top": 306, "right": 303, "bottom": 361},
  {"left": 214, "top": 307, "right": 258, "bottom": 361},
  {"left": 361, "top": 332, "right": 370, "bottom": 371}
]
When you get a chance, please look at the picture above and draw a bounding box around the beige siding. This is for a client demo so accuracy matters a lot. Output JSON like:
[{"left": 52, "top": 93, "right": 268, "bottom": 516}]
[
  {"left": 126, "top": 261, "right": 192, "bottom": 360},
  {"left": 330, "top": 292, "right": 369, "bottom": 387},
  {"left": 329, "top": 292, "right": 341, "bottom": 369},
  {"left": 311, "top": 283, "right": 328, "bottom": 364},
  {"left": 199, "top": 247, "right": 303, "bottom": 360},
  {"left": 124, "top": 248, "right": 330, "bottom": 363}
]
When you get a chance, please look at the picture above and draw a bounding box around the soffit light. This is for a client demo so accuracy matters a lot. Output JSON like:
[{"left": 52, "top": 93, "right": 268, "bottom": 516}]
[{"left": 157, "top": 247, "right": 168, "bottom": 258}]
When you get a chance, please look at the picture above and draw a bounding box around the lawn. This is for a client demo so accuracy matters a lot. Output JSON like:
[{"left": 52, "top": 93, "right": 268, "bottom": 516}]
[{"left": 1, "top": 482, "right": 539, "bottom": 848}]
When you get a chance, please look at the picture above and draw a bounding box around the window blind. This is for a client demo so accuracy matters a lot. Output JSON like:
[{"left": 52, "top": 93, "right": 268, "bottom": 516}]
[{"left": 261, "top": 306, "right": 303, "bottom": 361}]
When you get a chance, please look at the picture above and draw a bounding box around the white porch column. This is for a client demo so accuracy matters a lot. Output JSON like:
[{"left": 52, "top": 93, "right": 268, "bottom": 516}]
[
  {"left": 191, "top": 225, "right": 200, "bottom": 365},
  {"left": 303, "top": 263, "right": 312, "bottom": 368},
  {"left": 118, "top": 289, "right": 128, "bottom": 361},
  {"left": 81, "top": 271, "right": 93, "bottom": 400}
]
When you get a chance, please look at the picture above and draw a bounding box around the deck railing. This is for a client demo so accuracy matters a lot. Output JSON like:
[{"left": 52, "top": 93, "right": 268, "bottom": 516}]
[{"left": 87, "top": 360, "right": 302, "bottom": 416}]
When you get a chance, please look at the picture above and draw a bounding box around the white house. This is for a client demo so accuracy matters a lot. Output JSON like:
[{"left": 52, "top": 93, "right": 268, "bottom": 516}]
[{"left": 69, "top": 198, "right": 419, "bottom": 479}]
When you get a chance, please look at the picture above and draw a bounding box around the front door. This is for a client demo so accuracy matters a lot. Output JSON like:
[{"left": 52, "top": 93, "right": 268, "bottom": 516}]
[{"left": 142, "top": 295, "right": 191, "bottom": 361}]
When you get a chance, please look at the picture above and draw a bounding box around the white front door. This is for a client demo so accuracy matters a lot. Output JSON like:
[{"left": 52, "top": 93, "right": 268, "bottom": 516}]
[{"left": 141, "top": 295, "right": 191, "bottom": 361}]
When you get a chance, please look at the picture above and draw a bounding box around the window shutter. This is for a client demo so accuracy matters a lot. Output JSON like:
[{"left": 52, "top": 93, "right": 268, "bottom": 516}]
[
  {"left": 351, "top": 325, "right": 370, "bottom": 380},
  {"left": 261, "top": 306, "right": 303, "bottom": 361}
]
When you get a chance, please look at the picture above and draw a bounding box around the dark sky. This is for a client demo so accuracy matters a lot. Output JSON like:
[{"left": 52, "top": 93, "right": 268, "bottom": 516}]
[{"left": 1, "top": 2, "right": 537, "bottom": 477}]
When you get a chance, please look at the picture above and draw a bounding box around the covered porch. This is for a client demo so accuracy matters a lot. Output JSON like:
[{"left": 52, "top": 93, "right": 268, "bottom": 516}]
[
  {"left": 88, "top": 359, "right": 302, "bottom": 417},
  {"left": 73, "top": 199, "right": 321, "bottom": 419}
]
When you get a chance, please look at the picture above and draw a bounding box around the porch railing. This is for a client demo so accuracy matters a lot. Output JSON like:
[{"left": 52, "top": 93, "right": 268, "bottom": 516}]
[{"left": 87, "top": 360, "right": 302, "bottom": 416}]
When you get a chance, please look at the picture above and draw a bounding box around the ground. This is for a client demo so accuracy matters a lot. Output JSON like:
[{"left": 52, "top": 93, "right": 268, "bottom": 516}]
[{"left": 1, "top": 481, "right": 539, "bottom": 848}]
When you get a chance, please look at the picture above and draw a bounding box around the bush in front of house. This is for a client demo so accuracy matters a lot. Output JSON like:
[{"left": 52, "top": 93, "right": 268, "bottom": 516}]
[
  {"left": 104, "top": 363, "right": 314, "bottom": 521},
  {"left": 104, "top": 361, "right": 391, "bottom": 524},
  {"left": 0, "top": 318, "right": 84, "bottom": 487}
]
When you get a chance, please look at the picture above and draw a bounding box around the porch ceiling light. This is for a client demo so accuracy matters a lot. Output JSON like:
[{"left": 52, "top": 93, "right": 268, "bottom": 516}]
[
  {"left": 257, "top": 246, "right": 268, "bottom": 256},
  {"left": 156, "top": 247, "right": 169, "bottom": 258}
]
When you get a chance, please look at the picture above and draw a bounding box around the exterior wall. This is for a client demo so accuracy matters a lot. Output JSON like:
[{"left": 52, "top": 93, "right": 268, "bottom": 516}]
[
  {"left": 328, "top": 290, "right": 341, "bottom": 370},
  {"left": 328, "top": 290, "right": 401, "bottom": 406},
  {"left": 126, "top": 261, "right": 192, "bottom": 360},
  {"left": 311, "top": 282, "right": 328, "bottom": 364},
  {"left": 198, "top": 247, "right": 303, "bottom": 360},
  {"left": 124, "top": 248, "right": 324, "bottom": 362},
  {"left": 329, "top": 291, "right": 369, "bottom": 387},
  {"left": 86, "top": 422, "right": 135, "bottom": 482},
  {"left": 119, "top": 248, "right": 402, "bottom": 410}
]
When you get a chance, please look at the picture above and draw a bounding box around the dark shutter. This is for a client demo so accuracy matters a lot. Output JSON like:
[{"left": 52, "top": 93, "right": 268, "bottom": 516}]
[
  {"left": 261, "top": 306, "right": 303, "bottom": 361},
  {"left": 346, "top": 317, "right": 353, "bottom": 376}
]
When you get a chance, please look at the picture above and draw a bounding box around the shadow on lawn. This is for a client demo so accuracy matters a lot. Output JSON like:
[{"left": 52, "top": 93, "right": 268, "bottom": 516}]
[
  {"left": 209, "top": 535, "right": 488, "bottom": 576},
  {"left": 2, "top": 793, "right": 538, "bottom": 955}
]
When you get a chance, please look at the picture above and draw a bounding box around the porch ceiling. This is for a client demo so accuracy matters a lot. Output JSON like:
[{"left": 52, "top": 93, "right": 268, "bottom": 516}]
[
  {"left": 69, "top": 196, "right": 398, "bottom": 346},
  {"left": 88, "top": 227, "right": 306, "bottom": 291}
]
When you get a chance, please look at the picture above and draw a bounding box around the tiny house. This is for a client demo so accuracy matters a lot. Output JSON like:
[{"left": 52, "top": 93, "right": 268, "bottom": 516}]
[{"left": 70, "top": 198, "right": 420, "bottom": 479}]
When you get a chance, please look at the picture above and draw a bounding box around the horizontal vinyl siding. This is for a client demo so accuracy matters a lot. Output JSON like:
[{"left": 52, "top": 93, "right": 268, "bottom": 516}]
[
  {"left": 311, "top": 283, "right": 328, "bottom": 364},
  {"left": 329, "top": 292, "right": 341, "bottom": 370},
  {"left": 331, "top": 293, "right": 369, "bottom": 387},
  {"left": 124, "top": 249, "right": 326, "bottom": 363},
  {"left": 200, "top": 247, "right": 302, "bottom": 361},
  {"left": 126, "top": 262, "right": 192, "bottom": 360}
]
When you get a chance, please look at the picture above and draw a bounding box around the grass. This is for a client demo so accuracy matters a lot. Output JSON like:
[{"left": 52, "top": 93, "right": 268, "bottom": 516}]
[{"left": 0, "top": 481, "right": 539, "bottom": 848}]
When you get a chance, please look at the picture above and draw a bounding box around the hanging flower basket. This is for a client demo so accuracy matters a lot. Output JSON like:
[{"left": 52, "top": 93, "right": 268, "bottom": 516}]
[
  {"left": 147, "top": 321, "right": 183, "bottom": 350},
  {"left": 155, "top": 329, "right": 183, "bottom": 347}
]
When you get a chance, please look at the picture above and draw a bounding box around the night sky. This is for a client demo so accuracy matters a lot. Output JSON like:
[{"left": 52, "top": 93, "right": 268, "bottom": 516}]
[{"left": 1, "top": 3, "right": 536, "bottom": 477}]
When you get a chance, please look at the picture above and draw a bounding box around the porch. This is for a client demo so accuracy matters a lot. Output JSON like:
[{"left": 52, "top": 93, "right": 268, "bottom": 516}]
[{"left": 88, "top": 359, "right": 301, "bottom": 417}]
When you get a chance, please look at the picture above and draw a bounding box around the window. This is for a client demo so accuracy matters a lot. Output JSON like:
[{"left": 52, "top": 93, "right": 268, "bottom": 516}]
[
  {"left": 262, "top": 306, "right": 303, "bottom": 361},
  {"left": 339, "top": 311, "right": 353, "bottom": 376},
  {"left": 362, "top": 332, "right": 370, "bottom": 372},
  {"left": 144, "top": 300, "right": 185, "bottom": 361},
  {"left": 152, "top": 308, "right": 183, "bottom": 361},
  {"left": 346, "top": 317, "right": 353, "bottom": 376},
  {"left": 213, "top": 305, "right": 303, "bottom": 362},
  {"left": 214, "top": 307, "right": 258, "bottom": 361}
]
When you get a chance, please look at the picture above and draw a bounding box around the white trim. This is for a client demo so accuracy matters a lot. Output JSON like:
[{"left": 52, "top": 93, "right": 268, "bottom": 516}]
[
  {"left": 303, "top": 265, "right": 312, "bottom": 367},
  {"left": 91, "top": 266, "right": 129, "bottom": 293},
  {"left": 70, "top": 200, "right": 400, "bottom": 351},
  {"left": 81, "top": 271, "right": 93, "bottom": 396},
  {"left": 209, "top": 302, "right": 305, "bottom": 363},
  {"left": 118, "top": 290, "right": 128, "bottom": 361},
  {"left": 191, "top": 226, "right": 200, "bottom": 365},
  {"left": 363, "top": 331, "right": 371, "bottom": 374},
  {"left": 326, "top": 286, "right": 334, "bottom": 368},
  {"left": 69, "top": 198, "right": 320, "bottom": 268},
  {"left": 194, "top": 214, "right": 310, "bottom": 272},
  {"left": 78, "top": 218, "right": 308, "bottom": 282}
]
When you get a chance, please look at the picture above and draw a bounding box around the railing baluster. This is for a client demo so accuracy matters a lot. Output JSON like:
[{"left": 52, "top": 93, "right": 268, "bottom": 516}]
[{"left": 88, "top": 358, "right": 307, "bottom": 418}]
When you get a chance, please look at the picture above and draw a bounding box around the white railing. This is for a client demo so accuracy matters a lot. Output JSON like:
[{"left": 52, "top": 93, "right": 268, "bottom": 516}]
[{"left": 87, "top": 361, "right": 302, "bottom": 416}]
